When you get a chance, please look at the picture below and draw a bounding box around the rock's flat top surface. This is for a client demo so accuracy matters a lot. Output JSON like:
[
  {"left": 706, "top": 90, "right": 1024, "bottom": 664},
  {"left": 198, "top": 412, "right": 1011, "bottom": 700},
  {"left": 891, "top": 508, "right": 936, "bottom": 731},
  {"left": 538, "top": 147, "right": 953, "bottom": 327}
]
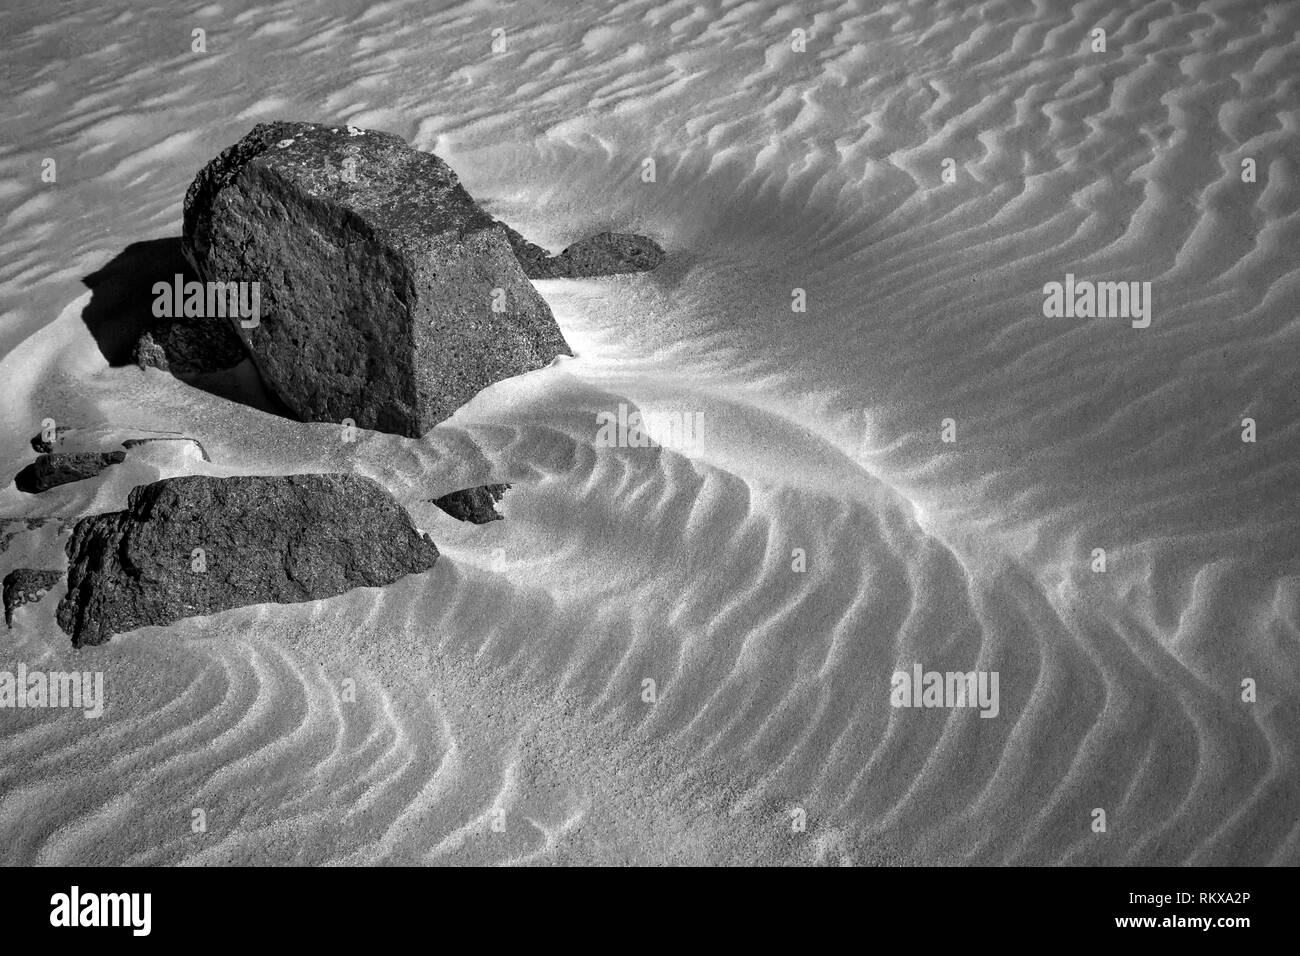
[
  {"left": 57, "top": 473, "right": 439, "bottom": 646},
  {"left": 185, "top": 121, "right": 499, "bottom": 267}
]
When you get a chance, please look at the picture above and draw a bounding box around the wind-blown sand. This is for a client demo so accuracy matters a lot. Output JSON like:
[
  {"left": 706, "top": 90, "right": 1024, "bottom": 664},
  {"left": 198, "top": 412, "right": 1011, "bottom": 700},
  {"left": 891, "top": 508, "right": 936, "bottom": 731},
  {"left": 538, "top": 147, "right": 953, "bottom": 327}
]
[{"left": 1, "top": 0, "right": 1297, "bottom": 865}]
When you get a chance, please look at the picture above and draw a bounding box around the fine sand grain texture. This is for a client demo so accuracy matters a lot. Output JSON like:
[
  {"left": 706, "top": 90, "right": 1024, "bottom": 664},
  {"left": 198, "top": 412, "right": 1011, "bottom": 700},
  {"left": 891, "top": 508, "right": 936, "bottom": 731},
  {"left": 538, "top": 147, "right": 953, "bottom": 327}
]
[{"left": 1, "top": 0, "right": 1297, "bottom": 865}]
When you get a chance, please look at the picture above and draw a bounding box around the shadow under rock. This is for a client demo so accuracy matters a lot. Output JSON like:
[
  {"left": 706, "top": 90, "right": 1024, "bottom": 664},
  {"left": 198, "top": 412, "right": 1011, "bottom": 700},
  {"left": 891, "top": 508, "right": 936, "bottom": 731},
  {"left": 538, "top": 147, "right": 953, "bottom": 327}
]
[{"left": 80, "top": 238, "right": 296, "bottom": 420}]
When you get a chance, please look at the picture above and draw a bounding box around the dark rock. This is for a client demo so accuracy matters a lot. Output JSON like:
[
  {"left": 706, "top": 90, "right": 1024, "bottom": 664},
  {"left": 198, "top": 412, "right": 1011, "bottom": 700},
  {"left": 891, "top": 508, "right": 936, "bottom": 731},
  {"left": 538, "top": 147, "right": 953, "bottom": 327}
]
[
  {"left": 134, "top": 318, "right": 247, "bottom": 375},
  {"left": 498, "top": 225, "right": 666, "bottom": 279},
  {"left": 182, "top": 121, "right": 572, "bottom": 438},
  {"left": 496, "top": 221, "right": 557, "bottom": 278},
  {"left": 430, "top": 484, "right": 510, "bottom": 524},
  {"left": 121, "top": 437, "right": 212, "bottom": 461},
  {"left": 56, "top": 473, "right": 439, "bottom": 646},
  {"left": 548, "top": 232, "right": 666, "bottom": 278},
  {"left": 30, "top": 425, "right": 73, "bottom": 454},
  {"left": 4, "top": 569, "right": 63, "bottom": 627},
  {"left": 135, "top": 331, "right": 169, "bottom": 370},
  {"left": 15, "top": 452, "right": 126, "bottom": 494}
]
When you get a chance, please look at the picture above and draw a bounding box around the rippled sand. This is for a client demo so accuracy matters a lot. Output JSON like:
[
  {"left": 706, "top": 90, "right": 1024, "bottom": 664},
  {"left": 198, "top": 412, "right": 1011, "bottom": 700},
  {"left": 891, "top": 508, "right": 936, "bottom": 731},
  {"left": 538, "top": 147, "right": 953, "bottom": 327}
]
[{"left": 1, "top": 0, "right": 1297, "bottom": 864}]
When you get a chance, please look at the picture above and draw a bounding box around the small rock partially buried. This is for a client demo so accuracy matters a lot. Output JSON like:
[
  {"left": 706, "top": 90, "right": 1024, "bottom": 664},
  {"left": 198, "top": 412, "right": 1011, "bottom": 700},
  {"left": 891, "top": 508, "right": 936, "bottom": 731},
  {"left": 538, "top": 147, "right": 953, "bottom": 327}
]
[
  {"left": 498, "top": 225, "right": 665, "bottom": 279},
  {"left": 545, "top": 232, "right": 666, "bottom": 278},
  {"left": 15, "top": 452, "right": 126, "bottom": 494},
  {"left": 3, "top": 569, "right": 64, "bottom": 627},
  {"left": 57, "top": 473, "right": 438, "bottom": 647},
  {"left": 431, "top": 484, "right": 511, "bottom": 524}
]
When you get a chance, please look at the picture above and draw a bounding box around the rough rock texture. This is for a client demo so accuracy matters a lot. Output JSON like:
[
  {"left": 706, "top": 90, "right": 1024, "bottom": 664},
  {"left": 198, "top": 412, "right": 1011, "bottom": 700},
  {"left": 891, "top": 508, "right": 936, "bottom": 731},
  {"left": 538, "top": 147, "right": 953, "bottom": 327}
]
[
  {"left": 135, "top": 331, "right": 169, "bottom": 370},
  {"left": 4, "top": 569, "right": 63, "bottom": 627},
  {"left": 56, "top": 473, "right": 439, "bottom": 646},
  {"left": 495, "top": 221, "right": 555, "bottom": 279},
  {"left": 30, "top": 426, "right": 72, "bottom": 454},
  {"left": 431, "top": 484, "right": 510, "bottom": 524},
  {"left": 498, "top": 225, "right": 666, "bottom": 279},
  {"left": 15, "top": 451, "right": 126, "bottom": 494},
  {"left": 182, "top": 121, "right": 572, "bottom": 438},
  {"left": 547, "top": 232, "right": 666, "bottom": 278},
  {"left": 135, "top": 319, "right": 245, "bottom": 375}
]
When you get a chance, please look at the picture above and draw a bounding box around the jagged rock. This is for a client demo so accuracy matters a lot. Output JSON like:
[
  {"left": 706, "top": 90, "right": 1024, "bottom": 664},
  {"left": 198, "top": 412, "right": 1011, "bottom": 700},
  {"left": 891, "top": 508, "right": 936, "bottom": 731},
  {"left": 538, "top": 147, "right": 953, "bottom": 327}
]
[
  {"left": 15, "top": 452, "right": 126, "bottom": 494},
  {"left": 56, "top": 473, "right": 439, "bottom": 646},
  {"left": 182, "top": 121, "right": 572, "bottom": 438},
  {"left": 121, "top": 437, "right": 212, "bottom": 461},
  {"left": 134, "top": 318, "right": 246, "bottom": 375},
  {"left": 430, "top": 484, "right": 510, "bottom": 524},
  {"left": 30, "top": 426, "right": 73, "bottom": 454},
  {"left": 498, "top": 224, "right": 666, "bottom": 279},
  {"left": 4, "top": 569, "right": 63, "bottom": 627}
]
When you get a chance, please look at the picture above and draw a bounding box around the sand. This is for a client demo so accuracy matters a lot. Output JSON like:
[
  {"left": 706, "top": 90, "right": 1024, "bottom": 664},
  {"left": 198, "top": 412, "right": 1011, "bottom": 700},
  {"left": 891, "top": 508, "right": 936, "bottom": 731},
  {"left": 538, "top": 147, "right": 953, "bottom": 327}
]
[{"left": 0, "top": 0, "right": 1297, "bottom": 865}]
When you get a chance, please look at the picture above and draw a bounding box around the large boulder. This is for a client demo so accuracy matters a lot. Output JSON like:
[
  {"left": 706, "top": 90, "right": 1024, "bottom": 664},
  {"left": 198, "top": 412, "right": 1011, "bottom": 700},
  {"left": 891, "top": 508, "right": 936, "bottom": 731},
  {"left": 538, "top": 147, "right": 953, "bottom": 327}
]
[
  {"left": 56, "top": 473, "right": 439, "bottom": 646},
  {"left": 182, "top": 121, "right": 571, "bottom": 437}
]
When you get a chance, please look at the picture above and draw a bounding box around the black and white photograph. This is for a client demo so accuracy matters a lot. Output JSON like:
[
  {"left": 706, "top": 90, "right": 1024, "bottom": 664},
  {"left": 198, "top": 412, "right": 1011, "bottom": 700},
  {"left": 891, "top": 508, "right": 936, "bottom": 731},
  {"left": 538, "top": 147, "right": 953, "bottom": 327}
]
[{"left": 0, "top": 0, "right": 1294, "bottom": 930}]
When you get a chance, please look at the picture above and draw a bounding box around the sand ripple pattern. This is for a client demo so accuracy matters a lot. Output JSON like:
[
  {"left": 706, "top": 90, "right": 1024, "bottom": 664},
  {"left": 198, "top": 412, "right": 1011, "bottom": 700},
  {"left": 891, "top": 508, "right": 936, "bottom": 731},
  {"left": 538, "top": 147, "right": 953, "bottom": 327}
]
[{"left": 1, "top": 0, "right": 1297, "bottom": 863}]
